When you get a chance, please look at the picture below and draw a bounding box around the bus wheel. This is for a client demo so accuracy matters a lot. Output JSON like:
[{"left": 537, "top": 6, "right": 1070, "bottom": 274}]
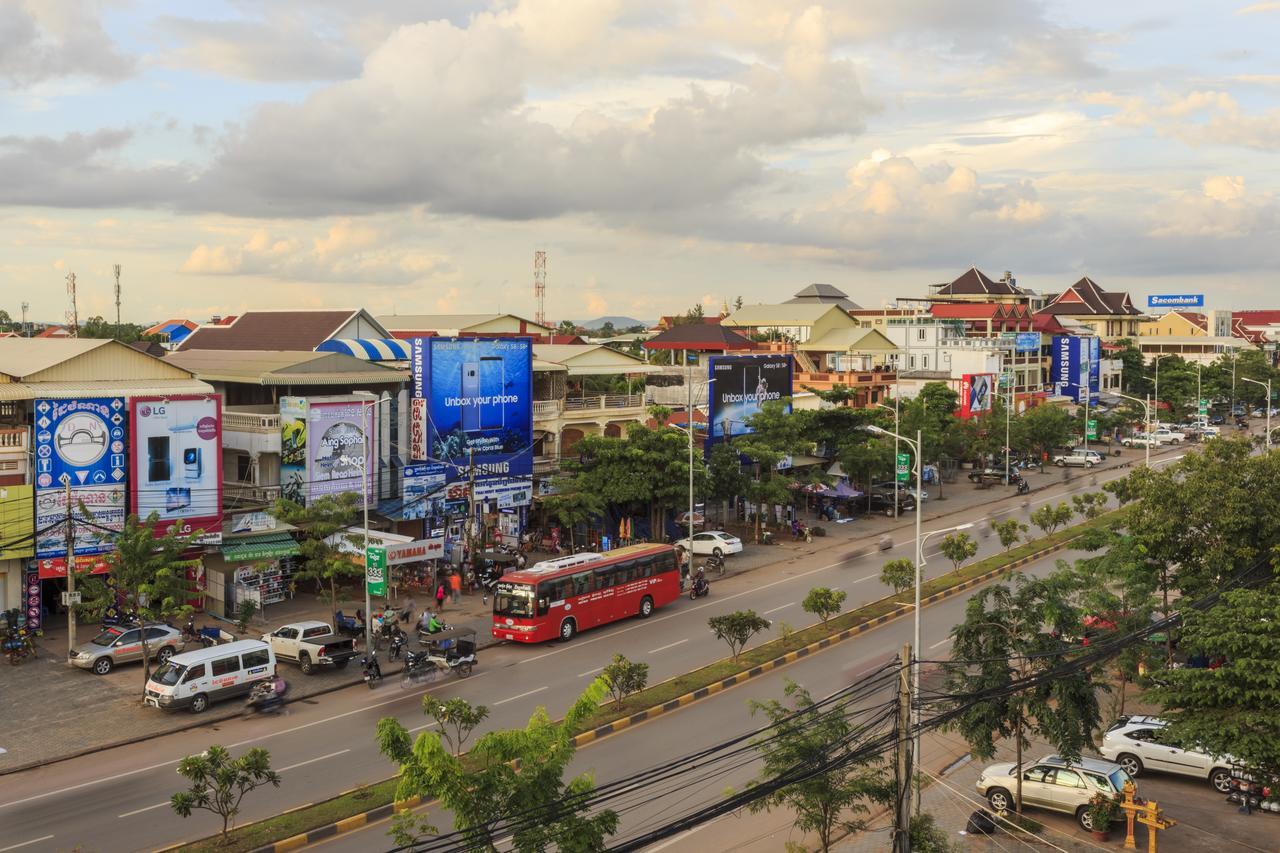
[
  {"left": 559, "top": 619, "right": 577, "bottom": 641},
  {"left": 638, "top": 596, "right": 654, "bottom": 618}
]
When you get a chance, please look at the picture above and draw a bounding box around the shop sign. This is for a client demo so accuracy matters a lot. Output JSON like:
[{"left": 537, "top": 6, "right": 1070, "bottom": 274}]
[
  {"left": 366, "top": 546, "right": 388, "bottom": 596},
  {"left": 1086, "top": 419, "right": 1098, "bottom": 440},
  {"left": 33, "top": 554, "right": 112, "bottom": 579},
  {"left": 33, "top": 397, "right": 127, "bottom": 556},
  {"left": 386, "top": 537, "right": 445, "bottom": 565},
  {"left": 895, "top": 453, "right": 910, "bottom": 483}
]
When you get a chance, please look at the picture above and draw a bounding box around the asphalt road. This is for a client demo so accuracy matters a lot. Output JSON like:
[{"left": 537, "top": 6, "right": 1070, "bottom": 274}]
[{"left": 0, "top": 453, "right": 1176, "bottom": 852}]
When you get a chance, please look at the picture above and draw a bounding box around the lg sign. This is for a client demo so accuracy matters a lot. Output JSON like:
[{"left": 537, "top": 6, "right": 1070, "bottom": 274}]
[{"left": 138, "top": 404, "right": 163, "bottom": 417}]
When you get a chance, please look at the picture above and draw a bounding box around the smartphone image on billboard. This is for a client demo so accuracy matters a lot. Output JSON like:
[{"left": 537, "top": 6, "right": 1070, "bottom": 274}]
[
  {"left": 461, "top": 362, "right": 481, "bottom": 432},
  {"left": 479, "top": 356, "right": 504, "bottom": 431}
]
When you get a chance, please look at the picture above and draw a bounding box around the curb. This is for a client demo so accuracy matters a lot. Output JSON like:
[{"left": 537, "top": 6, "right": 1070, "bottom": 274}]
[{"left": 240, "top": 538, "right": 1078, "bottom": 853}]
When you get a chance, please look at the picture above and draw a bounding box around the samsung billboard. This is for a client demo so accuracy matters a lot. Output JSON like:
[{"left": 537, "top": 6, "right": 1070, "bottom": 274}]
[
  {"left": 412, "top": 337, "right": 533, "bottom": 485},
  {"left": 1051, "top": 336, "right": 1100, "bottom": 405},
  {"left": 707, "top": 354, "right": 793, "bottom": 441}
]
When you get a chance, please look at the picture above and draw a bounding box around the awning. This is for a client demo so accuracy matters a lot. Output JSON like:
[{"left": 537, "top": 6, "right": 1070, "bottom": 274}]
[
  {"left": 315, "top": 338, "right": 411, "bottom": 361},
  {"left": 328, "top": 527, "right": 415, "bottom": 556},
  {"left": 222, "top": 533, "right": 300, "bottom": 562}
]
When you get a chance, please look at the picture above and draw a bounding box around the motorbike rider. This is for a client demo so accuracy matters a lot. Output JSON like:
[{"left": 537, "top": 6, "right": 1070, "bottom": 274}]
[
  {"left": 388, "top": 624, "right": 407, "bottom": 659},
  {"left": 425, "top": 611, "right": 445, "bottom": 634},
  {"left": 692, "top": 567, "right": 709, "bottom": 596},
  {"left": 362, "top": 650, "right": 383, "bottom": 681}
]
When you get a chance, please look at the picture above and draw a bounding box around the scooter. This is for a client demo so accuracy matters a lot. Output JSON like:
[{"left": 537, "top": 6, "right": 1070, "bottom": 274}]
[
  {"left": 242, "top": 678, "right": 288, "bottom": 717},
  {"left": 4, "top": 627, "right": 35, "bottom": 666},
  {"left": 704, "top": 554, "right": 726, "bottom": 576},
  {"left": 689, "top": 575, "right": 710, "bottom": 600},
  {"left": 361, "top": 653, "right": 383, "bottom": 689},
  {"left": 1016, "top": 478, "right": 1030, "bottom": 495},
  {"left": 388, "top": 628, "right": 406, "bottom": 661}
]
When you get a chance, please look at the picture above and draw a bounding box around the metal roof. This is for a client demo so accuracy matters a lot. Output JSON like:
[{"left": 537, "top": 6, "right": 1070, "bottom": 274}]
[
  {"left": 164, "top": 350, "right": 407, "bottom": 385},
  {"left": 0, "top": 378, "right": 215, "bottom": 401},
  {"left": 0, "top": 338, "right": 114, "bottom": 378}
]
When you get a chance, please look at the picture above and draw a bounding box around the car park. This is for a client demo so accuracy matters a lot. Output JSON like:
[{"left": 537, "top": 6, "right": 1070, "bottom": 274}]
[
  {"left": 975, "top": 754, "right": 1133, "bottom": 831},
  {"left": 674, "top": 530, "right": 743, "bottom": 557},
  {"left": 1099, "top": 715, "right": 1234, "bottom": 792},
  {"left": 70, "top": 623, "right": 186, "bottom": 675}
]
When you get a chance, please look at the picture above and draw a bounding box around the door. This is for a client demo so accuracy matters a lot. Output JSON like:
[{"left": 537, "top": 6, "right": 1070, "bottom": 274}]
[
  {"left": 144, "top": 627, "right": 170, "bottom": 658},
  {"left": 273, "top": 627, "right": 300, "bottom": 659},
  {"left": 1048, "top": 768, "right": 1088, "bottom": 812},
  {"left": 1125, "top": 728, "right": 1167, "bottom": 771},
  {"left": 1150, "top": 729, "right": 1204, "bottom": 777},
  {"left": 113, "top": 628, "right": 144, "bottom": 663},
  {"left": 1019, "top": 766, "right": 1055, "bottom": 808}
]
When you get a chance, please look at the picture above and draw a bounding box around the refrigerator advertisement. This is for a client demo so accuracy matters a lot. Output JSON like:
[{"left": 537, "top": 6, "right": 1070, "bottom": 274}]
[
  {"left": 707, "top": 354, "right": 793, "bottom": 441},
  {"left": 959, "top": 373, "right": 995, "bottom": 418},
  {"left": 33, "top": 397, "right": 127, "bottom": 556},
  {"left": 130, "top": 395, "right": 222, "bottom": 542},
  {"left": 415, "top": 338, "right": 533, "bottom": 485},
  {"left": 306, "top": 399, "right": 375, "bottom": 505}
]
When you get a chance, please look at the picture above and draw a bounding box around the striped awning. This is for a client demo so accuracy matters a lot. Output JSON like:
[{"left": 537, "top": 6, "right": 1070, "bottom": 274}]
[
  {"left": 222, "top": 532, "right": 300, "bottom": 563},
  {"left": 315, "top": 338, "right": 412, "bottom": 361}
]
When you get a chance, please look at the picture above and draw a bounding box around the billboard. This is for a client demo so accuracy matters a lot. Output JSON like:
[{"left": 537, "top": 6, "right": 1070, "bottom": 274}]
[
  {"left": 415, "top": 338, "right": 533, "bottom": 484},
  {"left": 399, "top": 463, "right": 448, "bottom": 520},
  {"left": 1148, "top": 294, "right": 1204, "bottom": 308},
  {"left": 130, "top": 395, "right": 222, "bottom": 541},
  {"left": 0, "top": 484, "right": 33, "bottom": 560},
  {"left": 1050, "top": 336, "right": 1099, "bottom": 404},
  {"left": 959, "top": 374, "right": 995, "bottom": 419},
  {"left": 1014, "top": 332, "right": 1040, "bottom": 353},
  {"left": 279, "top": 396, "right": 376, "bottom": 506},
  {"left": 33, "top": 397, "right": 127, "bottom": 556},
  {"left": 707, "top": 354, "right": 793, "bottom": 441}
]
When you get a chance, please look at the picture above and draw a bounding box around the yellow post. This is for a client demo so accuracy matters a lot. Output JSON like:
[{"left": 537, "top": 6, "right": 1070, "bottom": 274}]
[
  {"left": 1136, "top": 797, "right": 1176, "bottom": 853},
  {"left": 1120, "top": 780, "right": 1139, "bottom": 850}
]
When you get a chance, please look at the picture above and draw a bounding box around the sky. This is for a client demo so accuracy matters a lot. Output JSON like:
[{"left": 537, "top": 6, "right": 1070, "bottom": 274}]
[{"left": 2, "top": 0, "right": 1279, "bottom": 326}]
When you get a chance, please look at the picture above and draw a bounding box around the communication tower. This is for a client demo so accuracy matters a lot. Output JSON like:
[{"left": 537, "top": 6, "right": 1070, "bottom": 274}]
[
  {"left": 113, "top": 264, "right": 122, "bottom": 336},
  {"left": 533, "top": 250, "right": 547, "bottom": 327},
  {"left": 65, "top": 272, "right": 78, "bottom": 337}
]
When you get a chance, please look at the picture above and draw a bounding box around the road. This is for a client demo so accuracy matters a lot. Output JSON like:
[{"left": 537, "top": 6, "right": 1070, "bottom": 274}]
[{"left": 0, "top": 455, "right": 1169, "bottom": 852}]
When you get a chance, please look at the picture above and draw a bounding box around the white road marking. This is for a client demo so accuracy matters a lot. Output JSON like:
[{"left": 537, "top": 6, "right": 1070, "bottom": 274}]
[
  {"left": 493, "top": 686, "right": 548, "bottom": 706},
  {"left": 929, "top": 637, "right": 953, "bottom": 650},
  {"left": 118, "top": 801, "right": 169, "bottom": 818},
  {"left": 762, "top": 603, "right": 793, "bottom": 615},
  {"left": 0, "top": 836, "right": 53, "bottom": 852},
  {"left": 851, "top": 573, "right": 878, "bottom": 583},
  {"left": 408, "top": 721, "right": 442, "bottom": 734},
  {"left": 647, "top": 638, "right": 689, "bottom": 654},
  {"left": 577, "top": 666, "right": 605, "bottom": 678},
  {"left": 277, "top": 749, "right": 350, "bottom": 773}
]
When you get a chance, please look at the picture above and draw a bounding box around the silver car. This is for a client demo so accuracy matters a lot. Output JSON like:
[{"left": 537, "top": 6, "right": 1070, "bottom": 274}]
[
  {"left": 1099, "top": 715, "right": 1234, "bottom": 792},
  {"left": 70, "top": 623, "right": 186, "bottom": 675},
  {"left": 975, "top": 754, "right": 1132, "bottom": 831}
]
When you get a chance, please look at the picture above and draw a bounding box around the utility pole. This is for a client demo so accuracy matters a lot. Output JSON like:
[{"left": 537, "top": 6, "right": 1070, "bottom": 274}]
[
  {"left": 113, "top": 264, "right": 122, "bottom": 339},
  {"left": 533, "top": 251, "right": 547, "bottom": 328},
  {"left": 467, "top": 447, "right": 478, "bottom": 558},
  {"left": 894, "top": 642, "right": 913, "bottom": 853},
  {"left": 65, "top": 478, "right": 77, "bottom": 662}
]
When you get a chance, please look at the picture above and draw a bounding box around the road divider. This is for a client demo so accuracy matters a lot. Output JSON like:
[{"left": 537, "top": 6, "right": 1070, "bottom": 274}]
[{"left": 178, "top": 508, "right": 1125, "bottom": 853}]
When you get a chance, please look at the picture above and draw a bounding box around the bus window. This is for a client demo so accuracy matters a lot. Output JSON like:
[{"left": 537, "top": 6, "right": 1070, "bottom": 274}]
[
  {"left": 572, "top": 571, "right": 592, "bottom": 597},
  {"left": 595, "top": 567, "right": 616, "bottom": 589}
]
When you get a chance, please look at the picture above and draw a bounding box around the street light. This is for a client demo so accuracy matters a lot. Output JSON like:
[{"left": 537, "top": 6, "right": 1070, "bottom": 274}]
[
  {"left": 361, "top": 396, "right": 394, "bottom": 657},
  {"left": 1242, "top": 376, "right": 1273, "bottom": 450},
  {"left": 1113, "top": 391, "right": 1154, "bottom": 468},
  {"left": 1151, "top": 353, "right": 1171, "bottom": 435},
  {"left": 875, "top": 402, "right": 900, "bottom": 516}
]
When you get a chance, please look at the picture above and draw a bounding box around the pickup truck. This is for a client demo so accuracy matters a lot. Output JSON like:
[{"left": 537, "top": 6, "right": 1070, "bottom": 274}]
[
  {"left": 1152, "top": 428, "right": 1185, "bottom": 445},
  {"left": 262, "top": 621, "right": 358, "bottom": 675}
]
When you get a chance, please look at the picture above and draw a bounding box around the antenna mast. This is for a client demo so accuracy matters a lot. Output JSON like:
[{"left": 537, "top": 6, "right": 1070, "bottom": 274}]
[
  {"left": 20, "top": 301, "right": 29, "bottom": 337},
  {"left": 65, "top": 272, "right": 79, "bottom": 337},
  {"left": 113, "top": 264, "right": 122, "bottom": 338},
  {"left": 533, "top": 250, "right": 547, "bottom": 328}
]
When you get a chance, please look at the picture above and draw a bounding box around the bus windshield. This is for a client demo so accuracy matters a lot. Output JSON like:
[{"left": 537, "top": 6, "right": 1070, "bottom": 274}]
[{"left": 493, "top": 582, "right": 535, "bottom": 618}]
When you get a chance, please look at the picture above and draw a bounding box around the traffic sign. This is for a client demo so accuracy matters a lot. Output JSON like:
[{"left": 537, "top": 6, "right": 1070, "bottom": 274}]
[
  {"left": 366, "top": 546, "right": 388, "bottom": 597},
  {"left": 895, "top": 453, "right": 911, "bottom": 483}
]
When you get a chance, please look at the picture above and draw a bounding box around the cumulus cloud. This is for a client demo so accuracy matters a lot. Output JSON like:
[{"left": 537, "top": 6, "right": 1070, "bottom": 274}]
[
  {"left": 0, "top": 0, "right": 134, "bottom": 86},
  {"left": 0, "top": 129, "right": 187, "bottom": 208},
  {"left": 1091, "top": 90, "right": 1280, "bottom": 151},
  {"left": 156, "top": 15, "right": 361, "bottom": 82}
]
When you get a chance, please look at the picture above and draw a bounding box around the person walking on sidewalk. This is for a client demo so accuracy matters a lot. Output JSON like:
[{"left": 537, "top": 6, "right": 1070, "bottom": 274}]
[
  {"left": 448, "top": 571, "right": 461, "bottom": 604},
  {"left": 435, "top": 581, "right": 447, "bottom": 612}
]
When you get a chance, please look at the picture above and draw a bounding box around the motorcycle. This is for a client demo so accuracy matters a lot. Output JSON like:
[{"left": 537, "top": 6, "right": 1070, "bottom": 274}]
[
  {"left": 4, "top": 627, "right": 35, "bottom": 666},
  {"left": 1016, "top": 478, "right": 1030, "bottom": 495},
  {"left": 689, "top": 575, "right": 710, "bottom": 600},
  {"left": 878, "top": 535, "right": 893, "bottom": 552},
  {"left": 704, "top": 554, "right": 725, "bottom": 577},
  {"left": 242, "top": 678, "right": 288, "bottom": 717},
  {"left": 361, "top": 653, "right": 383, "bottom": 689},
  {"left": 183, "top": 615, "right": 218, "bottom": 648},
  {"left": 388, "top": 628, "right": 406, "bottom": 661}
]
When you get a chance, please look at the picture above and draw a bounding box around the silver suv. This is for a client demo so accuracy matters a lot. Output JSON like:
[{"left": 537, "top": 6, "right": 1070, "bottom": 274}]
[
  {"left": 70, "top": 623, "right": 186, "bottom": 675},
  {"left": 1099, "top": 715, "right": 1233, "bottom": 792},
  {"left": 975, "top": 754, "right": 1132, "bottom": 831}
]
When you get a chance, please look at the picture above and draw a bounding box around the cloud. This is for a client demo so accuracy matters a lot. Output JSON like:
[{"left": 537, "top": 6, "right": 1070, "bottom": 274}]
[
  {"left": 1236, "top": 2, "right": 1280, "bottom": 14},
  {"left": 156, "top": 14, "right": 361, "bottom": 82},
  {"left": 1091, "top": 90, "right": 1280, "bottom": 151},
  {"left": 0, "top": 0, "right": 134, "bottom": 86},
  {"left": 0, "top": 129, "right": 187, "bottom": 208}
]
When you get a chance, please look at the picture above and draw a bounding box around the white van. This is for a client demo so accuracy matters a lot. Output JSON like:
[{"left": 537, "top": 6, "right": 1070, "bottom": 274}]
[{"left": 145, "top": 640, "right": 275, "bottom": 713}]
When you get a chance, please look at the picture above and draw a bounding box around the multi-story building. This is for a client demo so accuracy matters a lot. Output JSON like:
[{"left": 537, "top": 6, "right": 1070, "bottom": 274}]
[{"left": 1035, "top": 277, "right": 1146, "bottom": 339}]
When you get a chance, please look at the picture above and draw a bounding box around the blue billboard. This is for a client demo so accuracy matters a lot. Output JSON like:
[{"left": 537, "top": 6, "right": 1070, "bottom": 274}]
[
  {"left": 707, "top": 354, "right": 793, "bottom": 441},
  {"left": 1148, "top": 294, "right": 1204, "bottom": 308},
  {"left": 414, "top": 338, "right": 533, "bottom": 485},
  {"left": 1014, "top": 332, "right": 1040, "bottom": 353},
  {"left": 1051, "top": 336, "right": 1099, "bottom": 405}
]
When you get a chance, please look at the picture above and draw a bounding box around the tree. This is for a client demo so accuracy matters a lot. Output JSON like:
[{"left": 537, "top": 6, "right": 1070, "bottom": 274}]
[
  {"left": 421, "top": 695, "right": 490, "bottom": 755},
  {"left": 542, "top": 477, "right": 605, "bottom": 550},
  {"left": 705, "top": 441, "right": 748, "bottom": 525},
  {"left": 1146, "top": 586, "right": 1280, "bottom": 781},
  {"left": 910, "top": 813, "right": 963, "bottom": 852},
  {"left": 943, "top": 577, "right": 1103, "bottom": 815},
  {"left": 601, "top": 654, "right": 649, "bottom": 705},
  {"left": 1011, "top": 403, "right": 1074, "bottom": 469},
  {"left": 556, "top": 319, "right": 579, "bottom": 336},
  {"left": 1070, "top": 491, "right": 1108, "bottom": 520},
  {"left": 75, "top": 511, "right": 198, "bottom": 693},
  {"left": 746, "top": 681, "right": 893, "bottom": 853},
  {"left": 376, "top": 678, "right": 619, "bottom": 850},
  {"left": 992, "top": 518, "right": 1027, "bottom": 551},
  {"left": 1029, "top": 502, "right": 1073, "bottom": 536},
  {"left": 736, "top": 400, "right": 811, "bottom": 543},
  {"left": 801, "top": 587, "right": 847, "bottom": 623},
  {"left": 708, "top": 610, "right": 771, "bottom": 659},
  {"left": 272, "top": 492, "right": 363, "bottom": 615},
  {"left": 170, "top": 745, "right": 281, "bottom": 839},
  {"left": 938, "top": 532, "right": 978, "bottom": 572},
  {"left": 880, "top": 558, "right": 915, "bottom": 594}
]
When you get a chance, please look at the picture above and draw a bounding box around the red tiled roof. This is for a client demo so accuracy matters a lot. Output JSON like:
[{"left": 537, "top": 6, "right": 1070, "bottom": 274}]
[
  {"left": 929, "top": 302, "right": 1032, "bottom": 320},
  {"left": 1234, "top": 310, "right": 1280, "bottom": 326},
  {"left": 178, "top": 310, "right": 364, "bottom": 351},
  {"left": 1172, "top": 311, "right": 1207, "bottom": 331},
  {"left": 646, "top": 409, "right": 707, "bottom": 429},
  {"left": 643, "top": 324, "right": 754, "bottom": 351},
  {"left": 653, "top": 315, "right": 723, "bottom": 331},
  {"left": 1036, "top": 277, "right": 1142, "bottom": 317},
  {"left": 36, "top": 325, "right": 71, "bottom": 338},
  {"left": 1032, "top": 313, "right": 1071, "bottom": 334},
  {"left": 934, "top": 267, "right": 1023, "bottom": 296}
]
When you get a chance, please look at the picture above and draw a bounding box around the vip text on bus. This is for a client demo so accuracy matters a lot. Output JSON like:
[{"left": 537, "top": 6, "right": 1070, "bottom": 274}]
[{"left": 492, "top": 544, "right": 681, "bottom": 642}]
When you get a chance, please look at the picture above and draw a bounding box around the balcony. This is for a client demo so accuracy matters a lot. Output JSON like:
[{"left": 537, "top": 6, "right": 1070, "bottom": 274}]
[
  {"left": 223, "top": 408, "right": 281, "bottom": 456},
  {"left": 533, "top": 399, "right": 563, "bottom": 419},
  {"left": 533, "top": 455, "right": 561, "bottom": 476},
  {"left": 223, "top": 481, "right": 281, "bottom": 506},
  {"left": 0, "top": 427, "right": 28, "bottom": 451},
  {"left": 796, "top": 370, "right": 896, "bottom": 392},
  {"left": 563, "top": 394, "right": 645, "bottom": 413},
  {"left": 223, "top": 409, "right": 280, "bottom": 432}
]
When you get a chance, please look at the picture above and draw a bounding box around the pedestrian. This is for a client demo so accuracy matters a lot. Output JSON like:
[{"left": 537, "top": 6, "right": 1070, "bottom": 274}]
[
  {"left": 436, "top": 580, "right": 447, "bottom": 611},
  {"left": 449, "top": 571, "right": 461, "bottom": 604}
]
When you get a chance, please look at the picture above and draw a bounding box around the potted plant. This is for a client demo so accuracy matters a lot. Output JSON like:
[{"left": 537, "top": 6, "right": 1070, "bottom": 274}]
[{"left": 1086, "top": 793, "right": 1119, "bottom": 841}]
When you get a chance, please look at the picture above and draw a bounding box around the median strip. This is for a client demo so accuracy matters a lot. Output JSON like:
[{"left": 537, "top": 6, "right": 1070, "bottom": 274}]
[{"left": 176, "top": 509, "right": 1123, "bottom": 853}]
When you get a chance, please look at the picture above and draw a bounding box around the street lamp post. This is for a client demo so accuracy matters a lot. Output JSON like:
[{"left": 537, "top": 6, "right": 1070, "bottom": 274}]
[
  {"left": 875, "top": 402, "right": 900, "bottom": 516},
  {"left": 361, "top": 396, "right": 394, "bottom": 657},
  {"left": 1151, "top": 354, "right": 1170, "bottom": 435},
  {"left": 1242, "top": 376, "right": 1273, "bottom": 450},
  {"left": 1113, "top": 391, "right": 1153, "bottom": 468}
]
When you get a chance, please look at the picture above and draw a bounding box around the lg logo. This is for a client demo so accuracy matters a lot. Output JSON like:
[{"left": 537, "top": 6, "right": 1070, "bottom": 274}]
[{"left": 139, "top": 404, "right": 167, "bottom": 417}]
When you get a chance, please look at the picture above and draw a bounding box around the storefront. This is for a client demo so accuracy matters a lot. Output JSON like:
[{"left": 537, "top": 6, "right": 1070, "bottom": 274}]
[
  {"left": 26, "top": 554, "right": 112, "bottom": 632},
  {"left": 207, "top": 531, "right": 301, "bottom": 618}
]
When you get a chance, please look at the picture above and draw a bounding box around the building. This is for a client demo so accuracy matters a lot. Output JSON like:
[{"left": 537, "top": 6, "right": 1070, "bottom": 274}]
[
  {"left": 929, "top": 267, "right": 1026, "bottom": 305},
  {"left": 178, "top": 309, "right": 390, "bottom": 351},
  {"left": 1134, "top": 336, "right": 1247, "bottom": 365},
  {"left": 883, "top": 317, "right": 1043, "bottom": 409},
  {"left": 785, "top": 283, "right": 860, "bottom": 311},
  {"left": 1140, "top": 310, "right": 1232, "bottom": 339},
  {"left": 377, "top": 313, "right": 553, "bottom": 340},
  {"left": 928, "top": 302, "right": 1036, "bottom": 337},
  {"left": 141, "top": 319, "right": 199, "bottom": 350},
  {"left": 1035, "top": 277, "right": 1145, "bottom": 339},
  {"left": 641, "top": 323, "right": 756, "bottom": 406}
]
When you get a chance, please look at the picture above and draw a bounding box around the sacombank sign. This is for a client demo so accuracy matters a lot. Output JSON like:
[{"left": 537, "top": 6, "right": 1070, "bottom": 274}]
[{"left": 1148, "top": 294, "right": 1204, "bottom": 308}]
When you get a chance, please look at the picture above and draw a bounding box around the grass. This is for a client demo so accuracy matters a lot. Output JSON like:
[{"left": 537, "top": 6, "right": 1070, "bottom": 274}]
[{"left": 173, "top": 508, "right": 1122, "bottom": 851}]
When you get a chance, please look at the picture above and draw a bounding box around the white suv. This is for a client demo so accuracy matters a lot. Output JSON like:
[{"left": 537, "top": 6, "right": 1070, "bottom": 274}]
[{"left": 1099, "top": 715, "right": 1233, "bottom": 792}]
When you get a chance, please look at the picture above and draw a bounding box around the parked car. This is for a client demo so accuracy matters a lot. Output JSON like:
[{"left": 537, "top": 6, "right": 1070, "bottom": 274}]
[
  {"left": 1099, "top": 715, "right": 1234, "bottom": 792},
  {"left": 872, "top": 481, "right": 928, "bottom": 501},
  {"left": 1121, "top": 433, "right": 1157, "bottom": 448},
  {"left": 1208, "top": 414, "right": 1226, "bottom": 425},
  {"left": 1052, "top": 449, "right": 1098, "bottom": 468},
  {"left": 967, "top": 467, "right": 1021, "bottom": 484},
  {"left": 145, "top": 640, "right": 276, "bottom": 713},
  {"left": 674, "top": 530, "right": 744, "bottom": 557},
  {"left": 975, "top": 754, "right": 1133, "bottom": 831},
  {"left": 861, "top": 489, "right": 916, "bottom": 516},
  {"left": 1069, "top": 448, "right": 1106, "bottom": 464},
  {"left": 262, "top": 620, "right": 358, "bottom": 675},
  {"left": 70, "top": 623, "right": 187, "bottom": 675},
  {"left": 1152, "top": 428, "right": 1185, "bottom": 445}
]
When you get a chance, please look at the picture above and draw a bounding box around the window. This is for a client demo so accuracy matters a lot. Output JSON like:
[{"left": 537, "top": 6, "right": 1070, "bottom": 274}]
[
  {"left": 182, "top": 663, "right": 206, "bottom": 683},
  {"left": 572, "top": 571, "right": 592, "bottom": 597},
  {"left": 236, "top": 453, "right": 252, "bottom": 482},
  {"left": 595, "top": 567, "right": 618, "bottom": 589},
  {"left": 241, "top": 649, "right": 271, "bottom": 669},
  {"left": 922, "top": 355, "right": 929, "bottom": 369},
  {"left": 302, "top": 626, "right": 327, "bottom": 639},
  {"left": 1023, "top": 766, "right": 1052, "bottom": 783},
  {"left": 211, "top": 655, "right": 241, "bottom": 677},
  {"left": 145, "top": 627, "right": 168, "bottom": 641},
  {"left": 1054, "top": 770, "right": 1084, "bottom": 788},
  {"left": 917, "top": 328, "right": 926, "bottom": 341},
  {"left": 276, "top": 627, "right": 298, "bottom": 640},
  {"left": 116, "top": 629, "right": 141, "bottom": 645},
  {"left": 908, "top": 355, "right": 916, "bottom": 369}
]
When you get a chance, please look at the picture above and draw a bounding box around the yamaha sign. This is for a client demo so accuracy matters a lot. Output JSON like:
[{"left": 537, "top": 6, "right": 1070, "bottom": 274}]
[{"left": 1148, "top": 294, "right": 1204, "bottom": 308}]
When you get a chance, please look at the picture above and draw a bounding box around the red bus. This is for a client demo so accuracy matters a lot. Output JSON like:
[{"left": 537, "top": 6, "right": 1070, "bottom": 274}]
[{"left": 492, "top": 544, "right": 681, "bottom": 643}]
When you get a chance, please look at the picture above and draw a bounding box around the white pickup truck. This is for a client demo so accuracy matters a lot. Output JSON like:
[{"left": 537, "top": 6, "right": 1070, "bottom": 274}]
[
  {"left": 1151, "top": 428, "right": 1185, "bottom": 445},
  {"left": 262, "top": 621, "right": 358, "bottom": 675}
]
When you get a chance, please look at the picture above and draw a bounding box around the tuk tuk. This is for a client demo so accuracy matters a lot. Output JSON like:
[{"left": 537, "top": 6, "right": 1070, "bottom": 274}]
[{"left": 401, "top": 625, "right": 478, "bottom": 687}]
